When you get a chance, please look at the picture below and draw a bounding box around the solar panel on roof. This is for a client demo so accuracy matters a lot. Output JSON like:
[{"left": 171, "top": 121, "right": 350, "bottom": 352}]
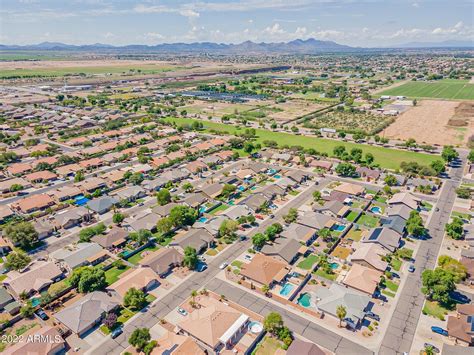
[{"left": 369, "top": 228, "right": 382, "bottom": 241}]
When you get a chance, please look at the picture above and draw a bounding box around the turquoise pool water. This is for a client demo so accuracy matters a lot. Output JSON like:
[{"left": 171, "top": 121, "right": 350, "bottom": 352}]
[
  {"left": 332, "top": 224, "right": 345, "bottom": 231},
  {"left": 370, "top": 206, "right": 382, "bottom": 214},
  {"left": 199, "top": 206, "right": 207, "bottom": 213},
  {"left": 74, "top": 195, "right": 90, "bottom": 206},
  {"left": 297, "top": 293, "right": 311, "bottom": 307},
  {"left": 229, "top": 200, "right": 235, "bottom": 205},
  {"left": 198, "top": 217, "right": 208, "bottom": 223},
  {"left": 268, "top": 168, "right": 277, "bottom": 175},
  {"left": 279, "top": 283, "right": 294, "bottom": 296},
  {"left": 31, "top": 297, "right": 41, "bottom": 307},
  {"left": 274, "top": 174, "right": 281, "bottom": 179},
  {"left": 329, "top": 262, "right": 339, "bottom": 270}
]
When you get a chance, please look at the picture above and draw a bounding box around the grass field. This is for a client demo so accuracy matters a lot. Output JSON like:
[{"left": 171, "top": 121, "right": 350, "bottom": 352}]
[
  {"left": 165, "top": 117, "right": 439, "bottom": 170},
  {"left": 0, "top": 64, "right": 181, "bottom": 78},
  {"left": 379, "top": 80, "right": 474, "bottom": 100}
]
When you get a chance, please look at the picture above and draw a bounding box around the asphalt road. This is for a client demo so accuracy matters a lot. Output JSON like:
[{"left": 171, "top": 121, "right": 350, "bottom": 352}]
[
  {"left": 85, "top": 180, "right": 375, "bottom": 355},
  {"left": 378, "top": 153, "right": 467, "bottom": 355}
]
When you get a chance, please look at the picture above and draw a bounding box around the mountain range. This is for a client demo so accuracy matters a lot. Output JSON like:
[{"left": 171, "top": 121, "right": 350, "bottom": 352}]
[{"left": 0, "top": 38, "right": 472, "bottom": 53}]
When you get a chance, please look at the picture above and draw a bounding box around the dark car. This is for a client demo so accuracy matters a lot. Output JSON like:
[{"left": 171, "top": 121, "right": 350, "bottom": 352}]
[
  {"left": 450, "top": 292, "right": 470, "bottom": 304},
  {"left": 111, "top": 327, "right": 123, "bottom": 339},
  {"left": 365, "top": 311, "right": 380, "bottom": 321},
  {"left": 196, "top": 262, "right": 207, "bottom": 272},
  {"left": 431, "top": 326, "right": 448, "bottom": 336},
  {"left": 36, "top": 309, "right": 49, "bottom": 320}
]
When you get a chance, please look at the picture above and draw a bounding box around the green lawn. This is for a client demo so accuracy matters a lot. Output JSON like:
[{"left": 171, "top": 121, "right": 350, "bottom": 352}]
[
  {"left": 297, "top": 254, "right": 320, "bottom": 270},
  {"left": 209, "top": 203, "right": 230, "bottom": 215},
  {"left": 314, "top": 268, "right": 337, "bottom": 281},
  {"left": 126, "top": 244, "right": 160, "bottom": 265},
  {"left": 385, "top": 280, "right": 399, "bottom": 293},
  {"left": 422, "top": 301, "right": 449, "bottom": 321},
  {"left": 165, "top": 117, "right": 439, "bottom": 170},
  {"left": 390, "top": 258, "right": 402, "bottom": 271},
  {"left": 117, "top": 308, "right": 136, "bottom": 324},
  {"left": 231, "top": 260, "right": 243, "bottom": 268},
  {"left": 254, "top": 337, "right": 283, "bottom": 355},
  {"left": 105, "top": 266, "right": 130, "bottom": 285},
  {"left": 375, "top": 196, "right": 387, "bottom": 203},
  {"left": 382, "top": 289, "right": 396, "bottom": 298},
  {"left": 356, "top": 214, "right": 380, "bottom": 228},
  {"left": 379, "top": 80, "right": 474, "bottom": 100},
  {"left": 345, "top": 211, "right": 359, "bottom": 222},
  {"left": 346, "top": 228, "right": 363, "bottom": 241}
]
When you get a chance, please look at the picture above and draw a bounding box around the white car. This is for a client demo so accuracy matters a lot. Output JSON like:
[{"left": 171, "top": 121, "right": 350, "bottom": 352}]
[
  {"left": 219, "top": 262, "right": 229, "bottom": 270},
  {"left": 244, "top": 254, "right": 252, "bottom": 261}
]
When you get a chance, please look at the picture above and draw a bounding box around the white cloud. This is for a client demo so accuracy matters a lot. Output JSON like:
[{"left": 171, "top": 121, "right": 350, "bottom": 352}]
[
  {"left": 412, "top": 2, "right": 419, "bottom": 8},
  {"left": 263, "top": 23, "right": 285, "bottom": 35}
]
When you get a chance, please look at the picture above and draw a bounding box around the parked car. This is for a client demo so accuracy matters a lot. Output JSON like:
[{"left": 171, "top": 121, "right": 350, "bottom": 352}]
[
  {"left": 244, "top": 254, "right": 252, "bottom": 261},
  {"left": 219, "top": 262, "right": 228, "bottom": 270},
  {"left": 430, "top": 326, "right": 448, "bottom": 336},
  {"left": 36, "top": 309, "right": 49, "bottom": 320},
  {"left": 408, "top": 264, "right": 415, "bottom": 272},
  {"left": 365, "top": 311, "right": 380, "bottom": 321},
  {"left": 177, "top": 307, "right": 188, "bottom": 316},
  {"left": 111, "top": 327, "right": 123, "bottom": 339},
  {"left": 449, "top": 292, "right": 470, "bottom": 304},
  {"left": 196, "top": 262, "right": 207, "bottom": 272}
]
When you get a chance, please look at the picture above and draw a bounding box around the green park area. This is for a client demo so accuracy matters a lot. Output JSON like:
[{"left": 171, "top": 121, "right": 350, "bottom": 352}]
[
  {"left": 379, "top": 79, "right": 474, "bottom": 100},
  {"left": 166, "top": 117, "right": 439, "bottom": 170}
]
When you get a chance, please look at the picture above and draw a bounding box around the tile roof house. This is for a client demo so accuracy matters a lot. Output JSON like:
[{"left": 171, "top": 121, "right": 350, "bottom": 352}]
[
  {"left": 112, "top": 185, "right": 146, "bottom": 202},
  {"left": 76, "top": 177, "right": 107, "bottom": 193},
  {"left": 333, "top": 182, "right": 365, "bottom": 196},
  {"left": 349, "top": 244, "right": 389, "bottom": 272},
  {"left": 240, "top": 253, "right": 289, "bottom": 287},
  {"left": 141, "top": 176, "right": 169, "bottom": 191},
  {"left": 387, "top": 204, "right": 413, "bottom": 221},
  {"left": 152, "top": 202, "right": 182, "bottom": 217},
  {"left": 107, "top": 267, "right": 160, "bottom": 300},
  {"left": 286, "top": 339, "right": 326, "bottom": 355},
  {"left": 91, "top": 226, "right": 128, "bottom": 249},
  {"left": 126, "top": 212, "right": 161, "bottom": 232},
  {"left": 313, "top": 200, "right": 350, "bottom": 218},
  {"left": 200, "top": 183, "right": 224, "bottom": 199},
  {"left": 170, "top": 229, "right": 214, "bottom": 254},
  {"left": 285, "top": 170, "right": 310, "bottom": 184},
  {"left": 342, "top": 264, "right": 383, "bottom": 295},
  {"left": 86, "top": 196, "right": 118, "bottom": 214},
  {"left": 49, "top": 185, "right": 82, "bottom": 202},
  {"left": 388, "top": 192, "right": 420, "bottom": 210},
  {"left": 139, "top": 248, "right": 184, "bottom": 276},
  {"left": 50, "top": 242, "right": 106, "bottom": 271},
  {"left": 53, "top": 206, "right": 91, "bottom": 229},
  {"left": 223, "top": 205, "right": 251, "bottom": 221},
  {"left": 240, "top": 193, "right": 270, "bottom": 213},
  {"left": 312, "top": 283, "right": 371, "bottom": 327},
  {"left": 24, "top": 170, "right": 58, "bottom": 183},
  {"left": 297, "top": 211, "right": 336, "bottom": 230},
  {"left": 0, "top": 177, "right": 31, "bottom": 194},
  {"left": 261, "top": 236, "right": 303, "bottom": 264},
  {"left": 3, "top": 261, "right": 63, "bottom": 298},
  {"left": 0, "top": 205, "right": 15, "bottom": 223},
  {"left": 54, "top": 291, "right": 119, "bottom": 337},
  {"left": 14, "top": 193, "right": 55, "bottom": 213},
  {"left": 182, "top": 192, "right": 208, "bottom": 209},
  {"left": 380, "top": 216, "right": 406, "bottom": 236},
  {"left": 447, "top": 304, "right": 474, "bottom": 346},
  {"left": 362, "top": 227, "right": 401, "bottom": 253},
  {"left": 356, "top": 167, "right": 380, "bottom": 181},
  {"left": 281, "top": 223, "right": 318, "bottom": 246}
]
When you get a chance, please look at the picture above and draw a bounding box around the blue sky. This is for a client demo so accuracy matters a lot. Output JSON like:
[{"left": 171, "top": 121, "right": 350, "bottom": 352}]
[{"left": 1, "top": 0, "right": 473, "bottom": 47}]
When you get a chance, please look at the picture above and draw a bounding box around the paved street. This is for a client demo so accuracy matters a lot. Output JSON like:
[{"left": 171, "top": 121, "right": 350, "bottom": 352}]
[
  {"left": 85, "top": 180, "right": 374, "bottom": 355},
  {"left": 378, "top": 152, "right": 467, "bottom": 355}
]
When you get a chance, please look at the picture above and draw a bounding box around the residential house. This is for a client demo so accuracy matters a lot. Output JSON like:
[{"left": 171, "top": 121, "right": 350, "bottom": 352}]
[
  {"left": 152, "top": 203, "right": 181, "bottom": 218},
  {"left": 4, "top": 326, "right": 65, "bottom": 355},
  {"left": 313, "top": 200, "right": 350, "bottom": 218},
  {"left": 76, "top": 177, "right": 107, "bottom": 194},
  {"left": 362, "top": 227, "right": 401, "bottom": 253},
  {"left": 112, "top": 185, "right": 146, "bottom": 202},
  {"left": 3, "top": 261, "right": 63, "bottom": 298},
  {"left": 141, "top": 176, "right": 168, "bottom": 191},
  {"left": 447, "top": 304, "right": 474, "bottom": 346},
  {"left": 184, "top": 160, "right": 208, "bottom": 174},
  {"left": 170, "top": 229, "right": 214, "bottom": 254},
  {"left": 333, "top": 182, "right": 365, "bottom": 196},
  {"left": 139, "top": 248, "right": 184, "bottom": 277},
  {"left": 342, "top": 264, "right": 383, "bottom": 296},
  {"left": 286, "top": 339, "right": 326, "bottom": 355},
  {"left": 380, "top": 216, "right": 406, "bottom": 236},
  {"left": 54, "top": 291, "right": 119, "bottom": 337},
  {"left": 312, "top": 283, "right": 371, "bottom": 328},
  {"left": 126, "top": 212, "right": 160, "bottom": 232},
  {"left": 200, "top": 183, "right": 224, "bottom": 200},
  {"left": 33, "top": 218, "right": 56, "bottom": 239},
  {"left": 349, "top": 244, "right": 389, "bottom": 272},
  {"left": 161, "top": 169, "right": 190, "bottom": 183},
  {"left": 285, "top": 170, "right": 310, "bottom": 184},
  {"left": 0, "top": 205, "right": 14, "bottom": 223},
  {"left": 14, "top": 194, "right": 55, "bottom": 214},
  {"left": 194, "top": 215, "right": 227, "bottom": 237},
  {"left": 24, "top": 170, "right": 57, "bottom": 183},
  {"left": 387, "top": 204, "right": 413, "bottom": 221},
  {"left": 107, "top": 267, "right": 160, "bottom": 300},
  {"left": 281, "top": 223, "right": 318, "bottom": 246},
  {"left": 49, "top": 185, "right": 82, "bottom": 202},
  {"left": 54, "top": 206, "right": 91, "bottom": 229},
  {"left": 0, "top": 177, "right": 31, "bottom": 194},
  {"left": 240, "top": 253, "right": 289, "bottom": 287},
  {"left": 261, "top": 237, "right": 303, "bottom": 264},
  {"left": 182, "top": 192, "right": 208, "bottom": 209},
  {"left": 86, "top": 196, "right": 118, "bottom": 214},
  {"left": 240, "top": 193, "right": 270, "bottom": 213},
  {"left": 310, "top": 160, "right": 333, "bottom": 171},
  {"left": 356, "top": 167, "right": 380, "bottom": 182},
  {"left": 260, "top": 184, "right": 286, "bottom": 199},
  {"left": 297, "top": 211, "right": 336, "bottom": 230},
  {"left": 275, "top": 177, "right": 298, "bottom": 190},
  {"left": 50, "top": 242, "right": 106, "bottom": 271},
  {"left": 388, "top": 192, "right": 420, "bottom": 210},
  {"left": 92, "top": 226, "right": 128, "bottom": 250},
  {"left": 223, "top": 205, "right": 251, "bottom": 221}
]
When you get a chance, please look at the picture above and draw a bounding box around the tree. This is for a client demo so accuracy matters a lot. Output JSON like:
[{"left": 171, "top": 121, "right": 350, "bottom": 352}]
[
  {"left": 252, "top": 233, "right": 268, "bottom": 249},
  {"left": 421, "top": 268, "right": 455, "bottom": 304},
  {"left": 365, "top": 153, "right": 374, "bottom": 165},
  {"left": 455, "top": 187, "right": 471, "bottom": 199},
  {"left": 441, "top": 146, "right": 458, "bottom": 163},
  {"left": 124, "top": 288, "right": 147, "bottom": 310},
  {"left": 283, "top": 208, "right": 298, "bottom": 224},
  {"left": 79, "top": 223, "right": 106, "bottom": 243},
  {"left": 103, "top": 312, "right": 117, "bottom": 329},
  {"left": 74, "top": 170, "right": 85, "bottom": 182},
  {"left": 333, "top": 145, "right": 346, "bottom": 157},
  {"left": 128, "top": 328, "right": 151, "bottom": 351},
  {"left": 156, "top": 217, "right": 174, "bottom": 235},
  {"left": 218, "top": 219, "right": 238, "bottom": 240},
  {"left": 263, "top": 312, "right": 283, "bottom": 335},
  {"left": 445, "top": 217, "right": 464, "bottom": 240},
  {"left": 261, "top": 284, "right": 270, "bottom": 295},
  {"left": 336, "top": 305, "right": 347, "bottom": 327},
  {"left": 183, "top": 246, "right": 198, "bottom": 270},
  {"left": 312, "top": 190, "right": 322, "bottom": 203},
  {"left": 384, "top": 174, "right": 398, "bottom": 187},
  {"left": 182, "top": 182, "right": 194, "bottom": 193},
  {"left": 70, "top": 267, "right": 106, "bottom": 293},
  {"left": 430, "top": 160, "right": 446, "bottom": 175},
  {"left": 112, "top": 212, "right": 125, "bottom": 225},
  {"left": 20, "top": 303, "right": 35, "bottom": 318},
  {"left": 406, "top": 211, "right": 425, "bottom": 237},
  {"left": 169, "top": 205, "right": 197, "bottom": 227},
  {"left": 350, "top": 148, "right": 363, "bottom": 163},
  {"left": 128, "top": 172, "right": 144, "bottom": 185},
  {"left": 220, "top": 184, "right": 237, "bottom": 199},
  {"left": 468, "top": 149, "right": 474, "bottom": 163},
  {"left": 265, "top": 223, "right": 283, "bottom": 241},
  {"left": 143, "top": 340, "right": 157, "bottom": 355},
  {"left": 129, "top": 229, "right": 152, "bottom": 245},
  {"left": 156, "top": 188, "right": 171, "bottom": 206},
  {"left": 5, "top": 252, "right": 31, "bottom": 271},
  {"left": 4, "top": 222, "right": 39, "bottom": 250},
  {"left": 335, "top": 162, "right": 356, "bottom": 177},
  {"left": 438, "top": 255, "right": 467, "bottom": 283}
]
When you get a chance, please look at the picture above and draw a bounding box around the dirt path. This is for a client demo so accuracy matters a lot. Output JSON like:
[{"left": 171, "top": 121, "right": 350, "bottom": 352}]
[{"left": 372, "top": 80, "right": 409, "bottom": 94}]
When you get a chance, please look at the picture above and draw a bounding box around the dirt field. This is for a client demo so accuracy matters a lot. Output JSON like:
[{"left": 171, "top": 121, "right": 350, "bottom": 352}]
[
  {"left": 382, "top": 100, "right": 474, "bottom": 146},
  {"left": 267, "top": 99, "right": 327, "bottom": 122}
]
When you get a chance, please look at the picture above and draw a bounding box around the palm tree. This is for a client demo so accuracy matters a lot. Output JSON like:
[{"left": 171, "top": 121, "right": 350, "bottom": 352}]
[
  {"left": 336, "top": 305, "right": 347, "bottom": 327},
  {"left": 191, "top": 290, "right": 197, "bottom": 304},
  {"left": 262, "top": 284, "right": 270, "bottom": 296}
]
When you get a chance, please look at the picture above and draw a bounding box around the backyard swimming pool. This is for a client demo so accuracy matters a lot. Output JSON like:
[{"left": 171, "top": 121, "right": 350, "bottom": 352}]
[
  {"left": 279, "top": 283, "right": 294, "bottom": 296},
  {"left": 370, "top": 206, "right": 382, "bottom": 214},
  {"left": 332, "top": 224, "right": 345, "bottom": 231},
  {"left": 274, "top": 174, "right": 281, "bottom": 179},
  {"left": 329, "top": 262, "right": 339, "bottom": 270},
  {"left": 297, "top": 293, "right": 311, "bottom": 308},
  {"left": 238, "top": 186, "right": 246, "bottom": 191},
  {"left": 74, "top": 195, "right": 90, "bottom": 206},
  {"left": 198, "top": 217, "right": 208, "bottom": 223}
]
